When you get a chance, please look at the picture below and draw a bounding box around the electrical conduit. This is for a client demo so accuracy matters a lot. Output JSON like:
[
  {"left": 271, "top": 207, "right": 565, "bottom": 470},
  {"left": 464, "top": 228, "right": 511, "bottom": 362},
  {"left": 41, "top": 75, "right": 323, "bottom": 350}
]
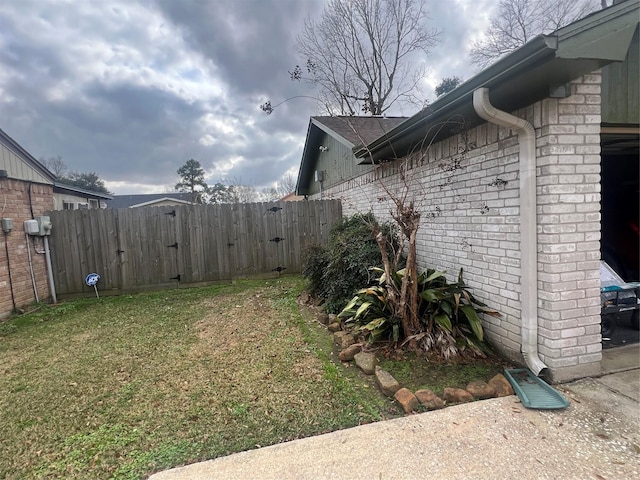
[
  {"left": 25, "top": 233, "right": 39, "bottom": 302},
  {"left": 472, "top": 87, "right": 549, "bottom": 377},
  {"left": 44, "top": 236, "right": 57, "bottom": 304}
]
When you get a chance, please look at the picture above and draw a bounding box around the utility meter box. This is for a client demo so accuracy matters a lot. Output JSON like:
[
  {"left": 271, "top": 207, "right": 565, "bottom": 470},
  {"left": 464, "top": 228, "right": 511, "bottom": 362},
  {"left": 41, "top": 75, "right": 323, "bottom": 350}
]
[
  {"left": 35, "top": 216, "right": 52, "bottom": 236},
  {"left": 1, "top": 218, "right": 13, "bottom": 233},
  {"left": 24, "top": 219, "right": 39, "bottom": 235}
]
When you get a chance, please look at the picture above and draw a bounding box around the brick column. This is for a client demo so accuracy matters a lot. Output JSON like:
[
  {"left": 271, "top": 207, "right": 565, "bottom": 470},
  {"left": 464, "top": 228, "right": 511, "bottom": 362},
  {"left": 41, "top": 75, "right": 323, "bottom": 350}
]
[{"left": 536, "top": 73, "right": 603, "bottom": 381}]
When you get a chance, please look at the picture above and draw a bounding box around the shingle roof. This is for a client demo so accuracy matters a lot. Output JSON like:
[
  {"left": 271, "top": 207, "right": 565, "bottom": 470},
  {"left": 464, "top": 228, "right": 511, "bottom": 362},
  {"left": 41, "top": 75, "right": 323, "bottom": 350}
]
[{"left": 311, "top": 116, "right": 407, "bottom": 147}]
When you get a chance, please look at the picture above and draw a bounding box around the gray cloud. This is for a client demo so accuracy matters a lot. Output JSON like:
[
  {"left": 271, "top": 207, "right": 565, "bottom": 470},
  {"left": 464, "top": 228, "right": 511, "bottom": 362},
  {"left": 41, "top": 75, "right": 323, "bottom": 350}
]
[{"left": 0, "top": 0, "right": 495, "bottom": 194}]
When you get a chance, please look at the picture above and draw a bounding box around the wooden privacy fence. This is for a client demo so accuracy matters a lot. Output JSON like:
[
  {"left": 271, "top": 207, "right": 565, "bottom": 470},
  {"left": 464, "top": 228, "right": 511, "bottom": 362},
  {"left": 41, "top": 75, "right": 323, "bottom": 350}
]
[{"left": 47, "top": 200, "right": 342, "bottom": 296}]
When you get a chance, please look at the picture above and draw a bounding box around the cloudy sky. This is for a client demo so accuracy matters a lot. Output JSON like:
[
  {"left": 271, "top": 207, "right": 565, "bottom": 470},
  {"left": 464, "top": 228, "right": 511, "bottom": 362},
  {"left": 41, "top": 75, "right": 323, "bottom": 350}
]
[{"left": 0, "top": 0, "right": 494, "bottom": 195}]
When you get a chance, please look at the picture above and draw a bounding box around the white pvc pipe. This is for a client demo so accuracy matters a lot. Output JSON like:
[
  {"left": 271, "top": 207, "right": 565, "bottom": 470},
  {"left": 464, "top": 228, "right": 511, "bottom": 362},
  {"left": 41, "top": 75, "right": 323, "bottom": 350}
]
[
  {"left": 44, "top": 236, "right": 57, "bottom": 304},
  {"left": 472, "top": 87, "right": 549, "bottom": 377}
]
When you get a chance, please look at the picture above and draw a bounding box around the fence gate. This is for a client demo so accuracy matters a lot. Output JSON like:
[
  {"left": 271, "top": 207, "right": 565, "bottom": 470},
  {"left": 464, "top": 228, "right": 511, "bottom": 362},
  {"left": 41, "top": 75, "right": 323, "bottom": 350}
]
[{"left": 116, "top": 206, "right": 181, "bottom": 289}]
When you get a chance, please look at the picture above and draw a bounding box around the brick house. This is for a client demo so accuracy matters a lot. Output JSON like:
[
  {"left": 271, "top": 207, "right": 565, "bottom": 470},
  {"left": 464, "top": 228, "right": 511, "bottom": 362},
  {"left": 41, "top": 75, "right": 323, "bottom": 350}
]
[
  {"left": 295, "top": 2, "right": 639, "bottom": 382},
  {"left": 0, "top": 128, "right": 111, "bottom": 318}
]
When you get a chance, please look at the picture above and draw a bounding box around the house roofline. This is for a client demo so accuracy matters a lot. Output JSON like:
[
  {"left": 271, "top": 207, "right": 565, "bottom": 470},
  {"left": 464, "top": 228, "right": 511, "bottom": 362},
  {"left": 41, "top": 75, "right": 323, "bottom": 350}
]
[
  {"left": 53, "top": 182, "right": 113, "bottom": 200},
  {"left": 0, "top": 128, "right": 56, "bottom": 182},
  {"left": 354, "top": 0, "right": 639, "bottom": 163},
  {"left": 126, "top": 197, "right": 195, "bottom": 208}
]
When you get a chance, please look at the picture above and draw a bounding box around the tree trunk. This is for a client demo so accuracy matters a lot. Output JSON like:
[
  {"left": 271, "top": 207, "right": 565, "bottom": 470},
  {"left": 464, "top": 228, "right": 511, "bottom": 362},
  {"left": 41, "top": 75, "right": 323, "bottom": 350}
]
[
  {"left": 399, "top": 218, "right": 421, "bottom": 349},
  {"left": 375, "top": 231, "right": 401, "bottom": 325}
]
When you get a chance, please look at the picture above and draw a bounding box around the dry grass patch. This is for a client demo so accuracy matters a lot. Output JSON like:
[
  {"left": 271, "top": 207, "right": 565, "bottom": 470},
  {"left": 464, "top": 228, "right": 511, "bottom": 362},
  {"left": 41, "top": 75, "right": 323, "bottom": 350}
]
[{"left": 0, "top": 277, "right": 396, "bottom": 479}]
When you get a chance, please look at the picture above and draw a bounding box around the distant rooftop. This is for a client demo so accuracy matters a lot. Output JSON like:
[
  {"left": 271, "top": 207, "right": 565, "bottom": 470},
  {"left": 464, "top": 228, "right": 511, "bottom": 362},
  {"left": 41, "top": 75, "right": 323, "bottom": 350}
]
[{"left": 108, "top": 192, "right": 201, "bottom": 208}]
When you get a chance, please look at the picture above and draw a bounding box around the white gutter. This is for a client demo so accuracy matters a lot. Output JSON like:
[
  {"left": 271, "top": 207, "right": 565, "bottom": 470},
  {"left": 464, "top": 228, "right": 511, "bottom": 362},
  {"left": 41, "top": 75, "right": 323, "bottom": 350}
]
[{"left": 472, "top": 87, "right": 549, "bottom": 377}]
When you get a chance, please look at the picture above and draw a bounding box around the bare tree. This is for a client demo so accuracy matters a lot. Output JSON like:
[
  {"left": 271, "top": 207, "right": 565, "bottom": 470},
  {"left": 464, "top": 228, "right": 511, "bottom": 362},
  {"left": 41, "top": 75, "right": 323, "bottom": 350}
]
[
  {"left": 232, "top": 185, "right": 258, "bottom": 202},
  {"left": 294, "top": 0, "right": 439, "bottom": 115},
  {"left": 275, "top": 173, "right": 297, "bottom": 197},
  {"left": 40, "top": 155, "right": 68, "bottom": 178},
  {"left": 469, "top": 0, "right": 601, "bottom": 69}
]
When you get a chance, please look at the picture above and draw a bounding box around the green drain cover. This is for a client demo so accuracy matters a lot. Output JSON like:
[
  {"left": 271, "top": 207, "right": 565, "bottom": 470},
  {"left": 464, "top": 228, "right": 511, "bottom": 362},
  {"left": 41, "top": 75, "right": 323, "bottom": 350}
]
[{"left": 504, "top": 368, "right": 570, "bottom": 410}]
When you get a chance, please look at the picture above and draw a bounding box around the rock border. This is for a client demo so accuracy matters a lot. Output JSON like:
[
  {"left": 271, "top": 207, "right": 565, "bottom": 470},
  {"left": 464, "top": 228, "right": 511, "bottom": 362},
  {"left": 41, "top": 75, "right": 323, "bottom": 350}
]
[{"left": 323, "top": 308, "right": 514, "bottom": 414}]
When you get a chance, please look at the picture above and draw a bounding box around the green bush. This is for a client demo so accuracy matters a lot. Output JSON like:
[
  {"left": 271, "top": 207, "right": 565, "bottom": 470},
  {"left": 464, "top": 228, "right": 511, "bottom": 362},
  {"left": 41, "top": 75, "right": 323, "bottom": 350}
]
[
  {"left": 301, "top": 244, "right": 329, "bottom": 297},
  {"left": 302, "top": 213, "right": 399, "bottom": 314}
]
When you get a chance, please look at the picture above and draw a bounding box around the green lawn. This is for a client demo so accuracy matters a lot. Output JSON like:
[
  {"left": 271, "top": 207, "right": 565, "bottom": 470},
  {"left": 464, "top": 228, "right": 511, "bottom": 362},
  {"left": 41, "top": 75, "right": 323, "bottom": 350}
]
[{"left": 0, "top": 277, "right": 397, "bottom": 479}]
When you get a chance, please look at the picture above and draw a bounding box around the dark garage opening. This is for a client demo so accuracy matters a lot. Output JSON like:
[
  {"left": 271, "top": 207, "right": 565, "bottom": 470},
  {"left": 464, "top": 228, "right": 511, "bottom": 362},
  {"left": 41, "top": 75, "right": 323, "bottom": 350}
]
[
  {"left": 601, "top": 131, "right": 639, "bottom": 282},
  {"left": 600, "top": 129, "right": 639, "bottom": 348}
]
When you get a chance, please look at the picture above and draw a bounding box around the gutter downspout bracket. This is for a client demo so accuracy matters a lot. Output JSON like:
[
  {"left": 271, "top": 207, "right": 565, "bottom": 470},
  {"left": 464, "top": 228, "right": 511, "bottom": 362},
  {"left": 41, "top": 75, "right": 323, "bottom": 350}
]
[{"left": 472, "top": 87, "right": 549, "bottom": 378}]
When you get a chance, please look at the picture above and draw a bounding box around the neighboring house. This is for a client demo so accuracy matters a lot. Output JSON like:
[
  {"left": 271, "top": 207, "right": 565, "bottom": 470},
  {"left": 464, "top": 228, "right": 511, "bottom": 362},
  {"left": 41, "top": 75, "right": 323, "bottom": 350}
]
[
  {"left": 53, "top": 183, "right": 112, "bottom": 210},
  {"left": 0, "top": 127, "right": 111, "bottom": 318},
  {"left": 296, "top": 1, "right": 639, "bottom": 382},
  {"left": 279, "top": 192, "right": 305, "bottom": 201},
  {"left": 108, "top": 192, "right": 202, "bottom": 209},
  {"left": 0, "top": 128, "right": 54, "bottom": 318}
]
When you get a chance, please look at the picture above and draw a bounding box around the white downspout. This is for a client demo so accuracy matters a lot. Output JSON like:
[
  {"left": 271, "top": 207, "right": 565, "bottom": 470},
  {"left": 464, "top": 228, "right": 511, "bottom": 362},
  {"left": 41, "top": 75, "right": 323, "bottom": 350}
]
[{"left": 472, "top": 87, "right": 549, "bottom": 377}]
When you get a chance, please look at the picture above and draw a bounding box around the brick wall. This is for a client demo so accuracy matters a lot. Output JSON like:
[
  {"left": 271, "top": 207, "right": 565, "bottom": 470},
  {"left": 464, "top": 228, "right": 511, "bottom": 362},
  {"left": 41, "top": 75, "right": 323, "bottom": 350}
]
[
  {"left": 316, "top": 73, "right": 602, "bottom": 382},
  {"left": 0, "top": 179, "right": 53, "bottom": 319}
]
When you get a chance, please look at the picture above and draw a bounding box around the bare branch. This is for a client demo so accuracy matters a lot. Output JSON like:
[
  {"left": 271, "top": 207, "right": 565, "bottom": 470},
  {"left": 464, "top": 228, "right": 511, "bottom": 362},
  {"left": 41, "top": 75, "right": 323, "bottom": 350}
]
[
  {"left": 469, "top": 0, "right": 601, "bottom": 69},
  {"left": 296, "top": 0, "right": 439, "bottom": 115}
]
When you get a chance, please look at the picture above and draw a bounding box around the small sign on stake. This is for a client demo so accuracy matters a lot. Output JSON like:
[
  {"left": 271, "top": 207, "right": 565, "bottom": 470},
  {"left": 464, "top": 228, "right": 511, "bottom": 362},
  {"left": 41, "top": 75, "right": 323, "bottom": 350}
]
[{"left": 85, "top": 273, "right": 101, "bottom": 298}]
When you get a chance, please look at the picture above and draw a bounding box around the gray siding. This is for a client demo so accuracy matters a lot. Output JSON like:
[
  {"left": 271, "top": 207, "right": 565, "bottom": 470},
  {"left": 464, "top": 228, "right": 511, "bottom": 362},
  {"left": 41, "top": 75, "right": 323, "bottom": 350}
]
[
  {"left": 602, "top": 27, "right": 639, "bottom": 125},
  {"left": 0, "top": 141, "right": 52, "bottom": 184},
  {"left": 308, "top": 132, "right": 374, "bottom": 196}
]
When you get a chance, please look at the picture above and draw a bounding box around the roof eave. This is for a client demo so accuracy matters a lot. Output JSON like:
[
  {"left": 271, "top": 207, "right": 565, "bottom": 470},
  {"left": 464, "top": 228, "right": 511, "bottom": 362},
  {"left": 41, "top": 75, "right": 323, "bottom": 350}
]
[
  {"left": 130, "top": 198, "right": 193, "bottom": 208},
  {"left": 54, "top": 182, "right": 113, "bottom": 200},
  {"left": 355, "top": 0, "right": 639, "bottom": 163},
  {"left": 354, "top": 35, "right": 558, "bottom": 162},
  {"left": 295, "top": 120, "right": 317, "bottom": 196}
]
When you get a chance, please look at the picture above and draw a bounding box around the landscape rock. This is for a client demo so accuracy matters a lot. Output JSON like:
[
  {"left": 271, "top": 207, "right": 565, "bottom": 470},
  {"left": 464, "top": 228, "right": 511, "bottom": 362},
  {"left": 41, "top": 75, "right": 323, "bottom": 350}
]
[
  {"left": 375, "top": 367, "right": 401, "bottom": 397},
  {"left": 298, "top": 292, "right": 311, "bottom": 305},
  {"left": 319, "top": 313, "right": 330, "bottom": 325},
  {"left": 333, "top": 331, "right": 348, "bottom": 345},
  {"left": 394, "top": 388, "right": 419, "bottom": 413},
  {"left": 415, "top": 389, "right": 445, "bottom": 410},
  {"left": 443, "top": 387, "right": 474, "bottom": 404},
  {"left": 328, "top": 322, "right": 342, "bottom": 333},
  {"left": 328, "top": 314, "right": 338, "bottom": 323},
  {"left": 354, "top": 352, "right": 377, "bottom": 375},
  {"left": 339, "top": 344, "right": 361, "bottom": 362},
  {"left": 466, "top": 380, "right": 496, "bottom": 399},
  {"left": 488, "top": 373, "right": 515, "bottom": 397},
  {"left": 339, "top": 334, "right": 355, "bottom": 349}
]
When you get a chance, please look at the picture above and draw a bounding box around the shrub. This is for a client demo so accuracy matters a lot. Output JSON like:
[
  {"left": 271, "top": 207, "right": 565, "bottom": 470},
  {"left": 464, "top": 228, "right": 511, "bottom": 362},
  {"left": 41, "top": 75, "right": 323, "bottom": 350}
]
[
  {"left": 301, "top": 213, "right": 399, "bottom": 313},
  {"left": 301, "top": 244, "right": 329, "bottom": 297}
]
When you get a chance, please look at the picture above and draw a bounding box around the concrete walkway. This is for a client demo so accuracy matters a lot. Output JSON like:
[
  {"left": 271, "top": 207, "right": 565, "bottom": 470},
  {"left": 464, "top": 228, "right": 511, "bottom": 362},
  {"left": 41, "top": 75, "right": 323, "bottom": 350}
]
[{"left": 151, "top": 347, "right": 640, "bottom": 480}]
